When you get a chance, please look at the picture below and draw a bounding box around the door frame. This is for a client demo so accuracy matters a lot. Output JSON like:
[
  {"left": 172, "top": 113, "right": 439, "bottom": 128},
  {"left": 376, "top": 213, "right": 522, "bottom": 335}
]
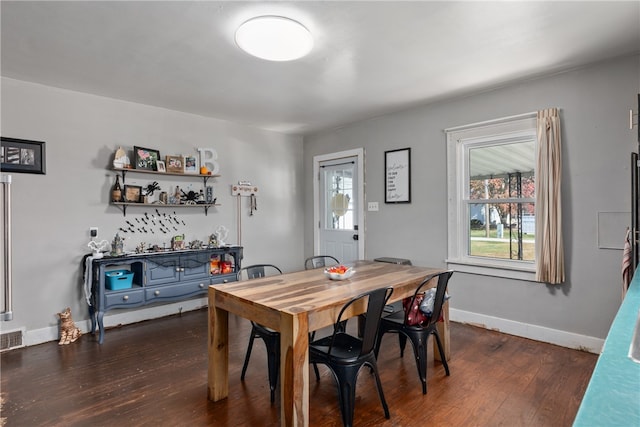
[{"left": 313, "top": 148, "right": 365, "bottom": 260}]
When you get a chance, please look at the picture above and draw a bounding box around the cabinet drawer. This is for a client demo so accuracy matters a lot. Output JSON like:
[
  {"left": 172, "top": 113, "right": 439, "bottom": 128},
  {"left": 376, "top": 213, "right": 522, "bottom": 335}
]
[
  {"left": 145, "top": 281, "right": 209, "bottom": 301},
  {"left": 105, "top": 289, "right": 144, "bottom": 308},
  {"left": 211, "top": 274, "right": 235, "bottom": 285}
]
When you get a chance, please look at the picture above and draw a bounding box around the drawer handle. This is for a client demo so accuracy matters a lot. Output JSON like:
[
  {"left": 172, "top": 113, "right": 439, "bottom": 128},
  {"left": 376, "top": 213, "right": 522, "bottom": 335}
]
[
  {"left": 154, "top": 290, "right": 160, "bottom": 296},
  {"left": 223, "top": 279, "right": 228, "bottom": 283},
  {"left": 199, "top": 283, "right": 205, "bottom": 288},
  {"left": 123, "top": 295, "right": 129, "bottom": 301}
]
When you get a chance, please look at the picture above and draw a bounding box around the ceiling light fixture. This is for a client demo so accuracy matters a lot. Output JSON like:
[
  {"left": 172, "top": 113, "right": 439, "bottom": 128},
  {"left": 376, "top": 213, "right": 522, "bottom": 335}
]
[{"left": 235, "top": 16, "right": 313, "bottom": 62}]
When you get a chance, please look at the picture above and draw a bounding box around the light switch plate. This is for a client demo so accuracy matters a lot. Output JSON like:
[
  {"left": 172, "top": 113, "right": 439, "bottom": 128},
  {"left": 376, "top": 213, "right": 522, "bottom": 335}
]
[{"left": 368, "top": 202, "right": 379, "bottom": 211}]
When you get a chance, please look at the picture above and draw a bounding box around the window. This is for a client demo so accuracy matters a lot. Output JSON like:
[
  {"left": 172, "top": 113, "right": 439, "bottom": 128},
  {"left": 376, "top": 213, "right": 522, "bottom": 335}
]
[
  {"left": 322, "top": 162, "right": 354, "bottom": 230},
  {"left": 446, "top": 114, "right": 537, "bottom": 280}
]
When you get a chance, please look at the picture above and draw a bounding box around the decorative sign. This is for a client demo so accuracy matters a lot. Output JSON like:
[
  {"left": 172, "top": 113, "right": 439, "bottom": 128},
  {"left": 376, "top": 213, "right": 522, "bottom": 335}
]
[
  {"left": 197, "top": 148, "right": 220, "bottom": 175},
  {"left": 385, "top": 148, "right": 411, "bottom": 203}
]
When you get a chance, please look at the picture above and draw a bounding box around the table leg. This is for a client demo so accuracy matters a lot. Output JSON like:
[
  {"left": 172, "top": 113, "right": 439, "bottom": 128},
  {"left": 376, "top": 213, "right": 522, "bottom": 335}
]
[
  {"left": 434, "top": 300, "right": 450, "bottom": 362},
  {"left": 280, "top": 312, "right": 309, "bottom": 427},
  {"left": 208, "top": 288, "right": 229, "bottom": 402}
]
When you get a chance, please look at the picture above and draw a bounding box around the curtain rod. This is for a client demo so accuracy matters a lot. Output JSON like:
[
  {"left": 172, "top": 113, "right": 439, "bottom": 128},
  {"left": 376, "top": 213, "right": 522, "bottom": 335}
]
[{"left": 444, "top": 111, "right": 538, "bottom": 133}]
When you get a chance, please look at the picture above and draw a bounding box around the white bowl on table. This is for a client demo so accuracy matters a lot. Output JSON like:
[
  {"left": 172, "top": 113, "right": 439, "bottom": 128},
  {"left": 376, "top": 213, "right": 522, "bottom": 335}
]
[{"left": 324, "top": 266, "right": 355, "bottom": 281}]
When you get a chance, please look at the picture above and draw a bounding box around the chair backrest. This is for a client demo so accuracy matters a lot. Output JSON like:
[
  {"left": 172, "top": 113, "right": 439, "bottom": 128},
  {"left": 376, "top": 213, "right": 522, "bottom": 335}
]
[
  {"left": 405, "top": 270, "right": 454, "bottom": 327},
  {"left": 236, "top": 264, "right": 282, "bottom": 281},
  {"left": 329, "top": 287, "right": 393, "bottom": 356},
  {"left": 305, "top": 255, "right": 340, "bottom": 270}
]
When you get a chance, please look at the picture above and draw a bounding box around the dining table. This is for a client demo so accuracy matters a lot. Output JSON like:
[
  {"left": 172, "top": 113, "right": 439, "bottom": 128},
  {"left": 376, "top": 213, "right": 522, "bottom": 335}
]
[{"left": 207, "top": 260, "right": 450, "bottom": 427}]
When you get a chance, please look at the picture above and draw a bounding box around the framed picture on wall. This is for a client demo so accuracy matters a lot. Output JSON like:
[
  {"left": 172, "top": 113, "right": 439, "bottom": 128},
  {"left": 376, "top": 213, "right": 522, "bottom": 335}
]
[
  {"left": 385, "top": 147, "right": 411, "bottom": 203},
  {"left": 1, "top": 137, "right": 46, "bottom": 174}
]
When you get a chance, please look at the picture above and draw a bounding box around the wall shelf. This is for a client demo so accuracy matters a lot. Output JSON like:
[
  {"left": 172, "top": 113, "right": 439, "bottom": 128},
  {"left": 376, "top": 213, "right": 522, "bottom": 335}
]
[
  {"left": 113, "top": 167, "right": 220, "bottom": 187},
  {"left": 111, "top": 202, "right": 220, "bottom": 216},
  {"left": 111, "top": 168, "right": 220, "bottom": 216}
]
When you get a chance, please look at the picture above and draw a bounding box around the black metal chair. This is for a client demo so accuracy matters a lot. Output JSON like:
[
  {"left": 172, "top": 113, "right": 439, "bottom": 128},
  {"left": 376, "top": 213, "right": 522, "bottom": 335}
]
[
  {"left": 375, "top": 270, "right": 453, "bottom": 394},
  {"left": 304, "top": 255, "right": 340, "bottom": 270},
  {"left": 236, "top": 264, "right": 282, "bottom": 404},
  {"left": 309, "top": 286, "right": 393, "bottom": 427}
]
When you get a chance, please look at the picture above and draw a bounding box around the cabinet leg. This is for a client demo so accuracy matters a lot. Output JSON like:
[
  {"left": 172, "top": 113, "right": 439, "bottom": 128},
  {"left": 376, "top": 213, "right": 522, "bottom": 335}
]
[
  {"left": 97, "top": 311, "right": 105, "bottom": 344},
  {"left": 89, "top": 305, "right": 97, "bottom": 334}
]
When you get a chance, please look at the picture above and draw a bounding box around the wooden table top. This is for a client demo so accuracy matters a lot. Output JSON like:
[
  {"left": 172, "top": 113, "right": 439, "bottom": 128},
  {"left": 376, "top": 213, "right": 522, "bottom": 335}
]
[{"left": 211, "top": 260, "right": 442, "bottom": 332}]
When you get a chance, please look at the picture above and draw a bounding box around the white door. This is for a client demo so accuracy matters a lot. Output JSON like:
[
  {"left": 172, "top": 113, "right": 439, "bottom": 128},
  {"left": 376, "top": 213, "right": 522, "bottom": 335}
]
[{"left": 313, "top": 149, "right": 365, "bottom": 263}]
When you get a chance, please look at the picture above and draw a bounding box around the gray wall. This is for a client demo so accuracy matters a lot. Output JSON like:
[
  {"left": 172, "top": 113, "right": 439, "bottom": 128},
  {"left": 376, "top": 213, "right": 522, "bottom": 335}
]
[
  {"left": 2, "top": 54, "right": 638, "bottom": 348},
  {"left": 304, "top": 54, "right": 640, "bottom": 345},
  {"left": 1, "top": 77, "right": 305, "bottom": 343}
]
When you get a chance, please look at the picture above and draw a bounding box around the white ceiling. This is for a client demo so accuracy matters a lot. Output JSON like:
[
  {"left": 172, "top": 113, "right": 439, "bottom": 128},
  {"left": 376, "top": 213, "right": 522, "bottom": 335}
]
[{"left": 2, "top": 1, "right": 639, "bottom": 135}]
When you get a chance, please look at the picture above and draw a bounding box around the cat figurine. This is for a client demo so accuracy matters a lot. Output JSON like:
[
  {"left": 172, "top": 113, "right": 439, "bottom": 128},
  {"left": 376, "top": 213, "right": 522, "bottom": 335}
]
[{"left": 57, "top": 307, "right": 82, "bottom": 345}]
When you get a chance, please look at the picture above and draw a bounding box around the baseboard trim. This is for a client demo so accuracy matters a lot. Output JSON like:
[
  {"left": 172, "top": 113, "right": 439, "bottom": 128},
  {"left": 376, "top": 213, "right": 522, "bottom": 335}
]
[
  {"left": 22, "top": 302, "right": 605, "bottom": 353},
  {"left": 450, "top": 308, "right": 604, "bottom": 354},
  {"left": 24, "top": 298, "right": 207, "bottom": 347}
]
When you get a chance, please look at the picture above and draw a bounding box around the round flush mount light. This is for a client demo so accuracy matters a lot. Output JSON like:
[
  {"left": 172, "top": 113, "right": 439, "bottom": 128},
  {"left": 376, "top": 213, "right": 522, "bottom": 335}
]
[{"left": 235, "top": 16, "right": 313, "bottom": 61}]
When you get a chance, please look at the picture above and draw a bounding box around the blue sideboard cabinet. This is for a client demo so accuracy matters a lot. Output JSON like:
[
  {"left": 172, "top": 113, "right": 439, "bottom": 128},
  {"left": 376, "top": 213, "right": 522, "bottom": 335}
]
[{"left": 89, "top": 246, "right": 242, "bottom": 343}]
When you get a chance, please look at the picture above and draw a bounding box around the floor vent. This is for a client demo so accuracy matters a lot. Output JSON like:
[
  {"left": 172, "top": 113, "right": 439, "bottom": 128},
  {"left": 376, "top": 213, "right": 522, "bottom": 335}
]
[{"left": 0, "top": 329, "right": 25, "bottom": 352}]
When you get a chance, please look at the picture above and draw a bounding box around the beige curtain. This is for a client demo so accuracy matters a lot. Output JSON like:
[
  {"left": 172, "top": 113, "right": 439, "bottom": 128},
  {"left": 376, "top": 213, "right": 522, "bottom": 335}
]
[{"left": 535, "top": 108, "right": 564, "bottom": 284}]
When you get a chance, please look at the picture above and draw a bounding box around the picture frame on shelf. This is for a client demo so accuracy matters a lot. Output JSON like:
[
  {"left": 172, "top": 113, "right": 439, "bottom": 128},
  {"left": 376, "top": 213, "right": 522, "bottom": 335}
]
[
  {"left": 184, "top": 155, "right": 197, "bottom": 174},
  {"left": 166, "top": 155, "right": 183, "bottom": 173},
  {"left": 155, "top": 160, "right": 166, "bottom": 173},
  {"left": 134, "top": 146, "right": 160, "bottom": 171},
  {"left": 123, "top": 185, "right": 142, "bottom": 203},
  {"left": 1, "top": 137, "right": 46, "bottom": 174}
]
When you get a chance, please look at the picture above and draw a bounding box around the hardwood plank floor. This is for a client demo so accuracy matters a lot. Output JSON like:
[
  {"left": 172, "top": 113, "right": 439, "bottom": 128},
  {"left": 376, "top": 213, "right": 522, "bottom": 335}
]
[{"left": 1, "top": 308, "right": 597, "bottom": 426}]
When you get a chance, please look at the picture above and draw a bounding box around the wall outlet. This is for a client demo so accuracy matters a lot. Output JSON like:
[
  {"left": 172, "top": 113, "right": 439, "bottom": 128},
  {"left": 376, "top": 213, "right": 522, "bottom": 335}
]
[
  {"left": 368, "top": 202, "right": 379, "bottom": 212},
  {"left": 90, "top": 227, "right": 98, "bottom": 238}
]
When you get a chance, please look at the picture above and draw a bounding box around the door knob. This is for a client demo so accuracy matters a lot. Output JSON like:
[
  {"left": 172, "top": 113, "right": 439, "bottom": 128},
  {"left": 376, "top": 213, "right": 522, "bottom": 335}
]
[{"left": 353, "top": 234, "right": 359, "bottom": 240}]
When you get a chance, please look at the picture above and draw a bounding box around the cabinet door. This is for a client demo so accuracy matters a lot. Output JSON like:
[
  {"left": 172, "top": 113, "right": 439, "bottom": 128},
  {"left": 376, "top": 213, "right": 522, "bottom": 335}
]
[
  {"left": 180, "top": 252, "right": 213, "bottom": 282},
  {"left": 146, "top": 256, "right": 180, "bottom": 286}
]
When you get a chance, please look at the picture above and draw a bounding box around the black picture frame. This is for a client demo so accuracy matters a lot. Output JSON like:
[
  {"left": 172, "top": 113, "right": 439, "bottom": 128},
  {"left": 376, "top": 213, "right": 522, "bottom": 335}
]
[
  {"left": 134, "top": 146, "right": 160, "bottom": 171},
  {"left": 1, "top": 137, "right": 46, "bottom": 174},
  {"left": 123, "top": 185, "right": 142, "bottom": 203},
  {"left": 385, "top": 147, "right": 411, "bottom": 203}
]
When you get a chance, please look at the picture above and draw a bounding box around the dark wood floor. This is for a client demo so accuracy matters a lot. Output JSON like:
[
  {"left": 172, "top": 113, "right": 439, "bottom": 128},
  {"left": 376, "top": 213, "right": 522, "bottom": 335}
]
[{"left": 1, "top": 308, "right": 597, "bottom": 426}]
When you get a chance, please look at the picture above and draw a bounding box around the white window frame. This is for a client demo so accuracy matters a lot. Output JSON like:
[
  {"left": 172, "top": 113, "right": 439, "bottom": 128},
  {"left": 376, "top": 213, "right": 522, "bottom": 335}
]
[{"left": 446, "top": 113, "right": 537, "bottom": 281}]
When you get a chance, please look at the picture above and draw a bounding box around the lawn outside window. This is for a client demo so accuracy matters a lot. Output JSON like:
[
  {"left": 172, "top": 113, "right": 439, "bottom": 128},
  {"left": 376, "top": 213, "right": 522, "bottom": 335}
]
[{"left": 446, "top": 113, "right": 538, "bottom": 281}]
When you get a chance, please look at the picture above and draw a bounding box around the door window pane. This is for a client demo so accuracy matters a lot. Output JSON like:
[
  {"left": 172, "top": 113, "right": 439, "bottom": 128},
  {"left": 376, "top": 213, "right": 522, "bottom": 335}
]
[{"left": 323, "top": 167, "right": 353, "bottom": 230}]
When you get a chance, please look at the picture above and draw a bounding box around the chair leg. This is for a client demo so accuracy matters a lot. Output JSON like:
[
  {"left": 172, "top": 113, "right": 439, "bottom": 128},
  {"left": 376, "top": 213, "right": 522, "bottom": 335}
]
[
  {"left": 240, "top": 329, "right": 257, "bottom": 381},
  {"left": 432, "top": 330, "right": 450, "bottom": 376},
  {"left": 368, "top": 361, "right": 390, "bottom": 419},
  {"left": 407, "top": 333, "right": 428, "bottom": 395},
  {"left": 398, "top": 333, "right": 408, "bottom": 357},
  {"left": 265, "top": 335, "right": 280, "bottom": 404},
  {"left": 309, "top": 331, "right": 321, "bottom": 381},
  {"left": 333, "top": 366, "right": 359, "bottom": 427},
  {"left": 313, "top": 362, "right": 320, "bottom": 381}
]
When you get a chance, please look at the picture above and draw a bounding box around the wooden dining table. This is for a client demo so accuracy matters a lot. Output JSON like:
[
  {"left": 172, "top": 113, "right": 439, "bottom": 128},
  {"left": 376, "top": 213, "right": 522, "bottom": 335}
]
[{"left": 207, "top": 260, "right": 449, "bottom": 427}]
